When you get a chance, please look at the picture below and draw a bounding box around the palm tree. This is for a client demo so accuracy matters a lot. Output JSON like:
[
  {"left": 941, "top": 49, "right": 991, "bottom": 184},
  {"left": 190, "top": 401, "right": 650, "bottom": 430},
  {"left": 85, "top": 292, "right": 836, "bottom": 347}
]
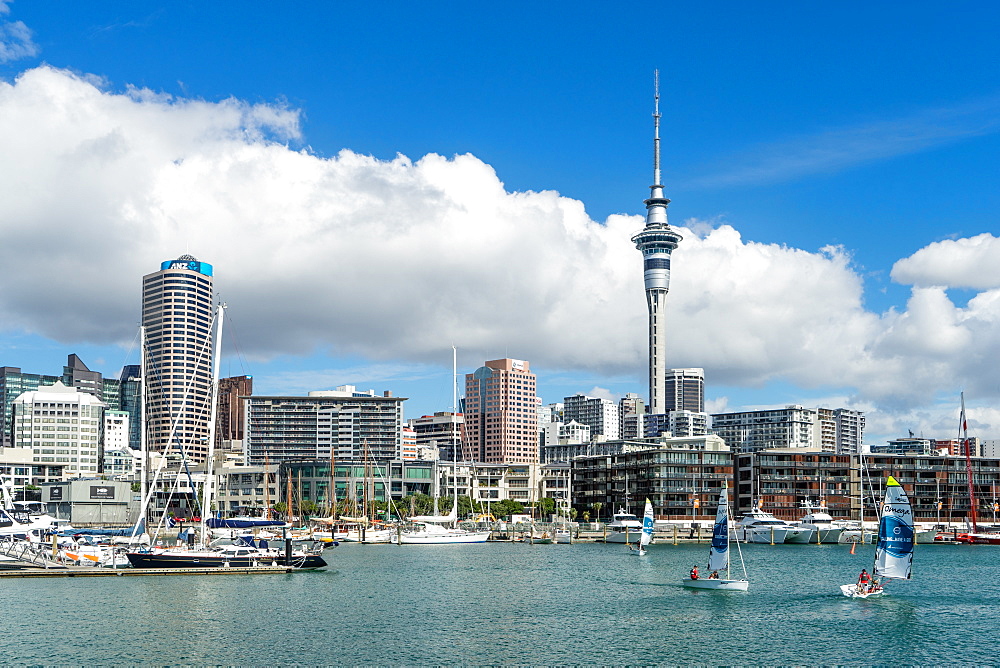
[{"left": 591, "top": 502, "right": 603, "bottom": 523}]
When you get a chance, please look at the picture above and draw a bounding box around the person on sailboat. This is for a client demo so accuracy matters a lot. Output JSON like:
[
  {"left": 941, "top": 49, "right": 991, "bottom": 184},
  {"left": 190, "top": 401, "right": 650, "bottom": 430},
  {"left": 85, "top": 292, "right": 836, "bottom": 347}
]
[
  {"left": 709, "top": 571, "right": 719, "bottom": 579},
  {"left": 690, "top": 565, "right": 699, "bottom": 580},
  {"left": 857, "top": 569, "right": 871, "bottom": 587}
]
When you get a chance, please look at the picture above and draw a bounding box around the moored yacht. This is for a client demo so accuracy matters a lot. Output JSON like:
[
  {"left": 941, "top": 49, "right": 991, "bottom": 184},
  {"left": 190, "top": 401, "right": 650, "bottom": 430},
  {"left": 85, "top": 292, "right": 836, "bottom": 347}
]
[
  {"left": 733, "top": 503, "right": 809, "bottom": 543},
  {"left": 603, "top": 507, "right": 645, "bottom": 544},
  {"left": 794, "top": 499, "right": 843, "bottom": 544}
]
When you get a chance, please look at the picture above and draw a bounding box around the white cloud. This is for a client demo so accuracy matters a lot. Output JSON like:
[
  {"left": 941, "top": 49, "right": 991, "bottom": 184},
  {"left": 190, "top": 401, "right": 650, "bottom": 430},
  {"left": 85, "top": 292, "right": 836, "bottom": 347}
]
[
  {"left": 0, "top": 2, "right": 38, "bottom": 63},
  {"left": 891, "top": 233, "right": 1000, "bottom": 289},
  {"left": 1, "top": 65, "right": 999, "bottom": 437},
  {"left": 583, "top": 387, "right": 619, "bottom": 403}
]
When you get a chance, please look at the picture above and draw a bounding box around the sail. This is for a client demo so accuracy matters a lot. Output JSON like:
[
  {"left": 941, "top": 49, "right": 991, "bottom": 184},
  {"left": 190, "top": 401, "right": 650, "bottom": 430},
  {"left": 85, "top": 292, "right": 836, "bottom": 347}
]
[
  {"left": 410, "top": 497, "right": 458, "bottom": 524},
  {"left": 874, "top": 476, "right": 914, "bottom": 580},
  {"left": 708, "top": 484, "right": 730, "bottom": 572},
  {"left": 639, "top": 498, "right": 654, "bottom": 547}
]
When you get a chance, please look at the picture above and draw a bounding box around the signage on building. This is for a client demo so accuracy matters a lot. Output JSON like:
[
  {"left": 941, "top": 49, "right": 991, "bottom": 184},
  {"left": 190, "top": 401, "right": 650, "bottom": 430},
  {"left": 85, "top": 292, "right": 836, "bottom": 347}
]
[
  {"left": 511, "top": 359, "right": 526, "bottom": 371},
  {"left": 49, "top": 487, "right": 63, "bottom": 501},
  {"left": 90, "top": 486, "right": 115, "bottom": 500},
  {"left": 160, "top": 258, "right": 214, "bottom": 276}
]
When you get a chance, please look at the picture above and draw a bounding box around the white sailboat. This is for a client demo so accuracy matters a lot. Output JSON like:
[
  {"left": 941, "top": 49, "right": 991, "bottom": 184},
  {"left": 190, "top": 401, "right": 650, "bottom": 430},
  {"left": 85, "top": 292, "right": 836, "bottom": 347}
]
[
  {"left": 840, "top": 475, "right": 913, "bottom": 598},
  {"left": 683, "top": 482, "right": 749, "bottom": 591},
  {"left": 629, "top": 498, "right": 654, "bottom": 555}
]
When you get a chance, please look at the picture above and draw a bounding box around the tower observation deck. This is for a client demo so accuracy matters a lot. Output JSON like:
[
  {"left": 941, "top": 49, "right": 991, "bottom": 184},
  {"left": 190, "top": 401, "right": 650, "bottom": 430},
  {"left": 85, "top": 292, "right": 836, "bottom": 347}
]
[{"left": 631, "top": 72, "right": 683, "bottom": 415}]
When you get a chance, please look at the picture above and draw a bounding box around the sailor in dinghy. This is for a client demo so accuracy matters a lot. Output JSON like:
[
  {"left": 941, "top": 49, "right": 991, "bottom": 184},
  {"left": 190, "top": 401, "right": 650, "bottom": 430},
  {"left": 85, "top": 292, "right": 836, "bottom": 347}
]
[{"left": 840, "top": 475, "right": 913, "bottom": 598}]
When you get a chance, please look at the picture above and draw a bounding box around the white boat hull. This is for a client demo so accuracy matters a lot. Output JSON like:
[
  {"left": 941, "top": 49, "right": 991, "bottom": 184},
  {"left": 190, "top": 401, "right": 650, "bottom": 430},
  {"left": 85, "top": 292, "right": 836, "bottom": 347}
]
[
  {"left": 683, "top": 578, "right": 749, "bottom": 591},
  {"left": 397, "top": 531, "right": 490, "bottom": 544},
  {"left": 732, "top": 527, "right": 789, "bottom": 544},
  {"left": 840, "top": 583, "right": 885, "bottom": 598},
  {"left": 604, "top": 530, "right": 648, "bottom": 544},
  {"left": 341, "top": 529, "right": 393, "bottom": 543},
  {"left": 783, "top": 528, "right": 815, "bottom": 544}
]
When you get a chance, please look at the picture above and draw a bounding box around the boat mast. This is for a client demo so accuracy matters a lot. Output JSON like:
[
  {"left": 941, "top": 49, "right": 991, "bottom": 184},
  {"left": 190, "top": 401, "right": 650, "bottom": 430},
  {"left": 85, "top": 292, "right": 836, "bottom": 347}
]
[
  {"left": 139, "top": 325, "right": 148, "bottom": 520},
  {"left": 329, "top": 439, "right": 336, "bottom": 518},
  {"left": 200, "top": 302, "right": 225, "bottom": 547},
  {"left": 961, "top": 393, "right": 979, "bottom": 532},
  {"left": 264, "top": 453, "right": 271, "bottom": 519}
]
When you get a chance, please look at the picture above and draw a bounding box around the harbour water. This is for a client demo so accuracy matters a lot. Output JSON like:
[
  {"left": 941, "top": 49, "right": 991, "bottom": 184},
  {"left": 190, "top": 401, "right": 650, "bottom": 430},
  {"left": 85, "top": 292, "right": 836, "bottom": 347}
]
[{"left": 3, "top": 541, "right": 997, "bottom": 665}]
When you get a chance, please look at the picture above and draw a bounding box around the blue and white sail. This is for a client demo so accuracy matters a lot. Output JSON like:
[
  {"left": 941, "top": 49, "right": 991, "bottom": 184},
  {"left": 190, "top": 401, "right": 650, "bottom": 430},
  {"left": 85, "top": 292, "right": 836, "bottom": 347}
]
[
  {"left": 640, "top": 498, "right": 654, "bottom": 548},
  {"left": 874, "top": 476, "right": 914, "bottom": 580},
  {"left": 708, "top": 483, "right": 730, "bottom": 572}
]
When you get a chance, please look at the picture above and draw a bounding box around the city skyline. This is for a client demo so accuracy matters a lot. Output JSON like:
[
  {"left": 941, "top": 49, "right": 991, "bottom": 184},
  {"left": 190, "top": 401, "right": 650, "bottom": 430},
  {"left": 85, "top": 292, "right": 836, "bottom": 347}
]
[{"left": 1, "top": 3, "right": 999, "bottom": 445}]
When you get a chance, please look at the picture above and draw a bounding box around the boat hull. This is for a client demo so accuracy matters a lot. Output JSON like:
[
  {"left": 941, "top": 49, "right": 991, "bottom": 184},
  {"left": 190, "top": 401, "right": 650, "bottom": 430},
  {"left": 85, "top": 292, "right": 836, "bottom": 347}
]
[
  {"left": 682, "top": 578, "right": 749, "bottom": 591},
  {"left": 604, "top": 530, "right": 648, "bottom": 544},
  {"left": 397, "top": 531, "right": 490, "bottom": 544},
  {"left": 125, "top": 552, "right": 327, "bottom": 569},
  {"left": 783, "top": 528, "right": 816, "bottom": 544},
  {"left": 955, "top": 532, "right": 1000, "bottom": 544},
  {"left": 840, "top": 583, "right": 885, "bottom": 598}
]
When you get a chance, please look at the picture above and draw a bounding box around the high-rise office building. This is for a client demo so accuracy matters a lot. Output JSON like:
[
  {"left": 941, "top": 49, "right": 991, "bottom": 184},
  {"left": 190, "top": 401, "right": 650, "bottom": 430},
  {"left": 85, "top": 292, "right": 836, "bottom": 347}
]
[
  {"left": 118, "top": 365, "right": 142, "bottom": 451},
  {"left": 408, "top": 412, "right": 462, "bottom": 461},
  {"left": 631, "top": 74, "right": 683, "bottom": 415},
  {"left": 462, "top": 358, "right": 538, "bottom": 464},
  {"left": 563, "top": 394, "right": 620, "bottom": 441},
  {"left": 217, "top": 375, "right": 252, "bottom": 449},
  {"left": 142, "top": 254, "right": 216, "bottom": 464},
  {"left": 1, "top": 355, "right": 131, "bottom": 449},
  {"left": 11, "top": 381, "right": 106, "bottom": 476},
  {"left": 664, "top": 368, "right": 704, "bottom": 413}
]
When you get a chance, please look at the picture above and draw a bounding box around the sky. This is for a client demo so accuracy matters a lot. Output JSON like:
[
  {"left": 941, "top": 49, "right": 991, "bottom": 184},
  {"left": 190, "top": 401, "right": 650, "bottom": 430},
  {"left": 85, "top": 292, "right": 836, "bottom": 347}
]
[{"left": 1, "top": 1, "right": 1000, "bottom": 445}]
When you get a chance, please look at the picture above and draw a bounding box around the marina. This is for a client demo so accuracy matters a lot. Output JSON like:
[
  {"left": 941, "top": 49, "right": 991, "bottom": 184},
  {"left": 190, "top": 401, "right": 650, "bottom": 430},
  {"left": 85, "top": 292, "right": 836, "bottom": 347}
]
[{"left": 1, "top": 540, "right": 998, "bottom": 664}]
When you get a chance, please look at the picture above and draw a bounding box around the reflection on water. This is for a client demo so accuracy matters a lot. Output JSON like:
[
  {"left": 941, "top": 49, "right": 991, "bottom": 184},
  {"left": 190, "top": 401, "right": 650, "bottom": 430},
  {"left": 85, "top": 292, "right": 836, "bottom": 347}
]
[{"left": 0, "top": 541, "right": 996, "bottom": 664}]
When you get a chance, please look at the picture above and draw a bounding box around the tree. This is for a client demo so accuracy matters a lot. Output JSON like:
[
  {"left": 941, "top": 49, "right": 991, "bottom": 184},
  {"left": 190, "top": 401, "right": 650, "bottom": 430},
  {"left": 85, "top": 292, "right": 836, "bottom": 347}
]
[
  {"left": 492, "top": 499, "right": 525, "bottom": 519},
  {"left": 582, "top": 511, "right": 590, "bottom": 522},
  {"left": 591, "top": 502, "right": 603, "bottom": 522}
]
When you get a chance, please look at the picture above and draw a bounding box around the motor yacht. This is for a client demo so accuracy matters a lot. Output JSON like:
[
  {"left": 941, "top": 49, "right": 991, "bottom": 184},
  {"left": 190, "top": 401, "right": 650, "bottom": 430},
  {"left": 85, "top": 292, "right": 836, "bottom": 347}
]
[
  {"left": 603, "top": 507, "right": 646, "bottom": 544},
  {"left": 793, "top": 499, "right": 843, "bottom": 544},
  {"left": 733, "top": 503, "right": 809, "bottom": 543}
]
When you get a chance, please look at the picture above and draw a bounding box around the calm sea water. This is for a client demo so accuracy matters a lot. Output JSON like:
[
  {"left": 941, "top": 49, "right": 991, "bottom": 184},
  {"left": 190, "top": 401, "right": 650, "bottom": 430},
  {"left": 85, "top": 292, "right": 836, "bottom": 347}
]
[{"left": 3, "top": 540, "right": 997, "bottom": 665}]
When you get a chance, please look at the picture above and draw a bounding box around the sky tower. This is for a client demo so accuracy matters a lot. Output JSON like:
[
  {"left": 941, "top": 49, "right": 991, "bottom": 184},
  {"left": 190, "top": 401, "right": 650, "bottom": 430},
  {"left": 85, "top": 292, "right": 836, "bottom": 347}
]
[{"left": 631, "top": 71, "right": 683, "bottom": 416}]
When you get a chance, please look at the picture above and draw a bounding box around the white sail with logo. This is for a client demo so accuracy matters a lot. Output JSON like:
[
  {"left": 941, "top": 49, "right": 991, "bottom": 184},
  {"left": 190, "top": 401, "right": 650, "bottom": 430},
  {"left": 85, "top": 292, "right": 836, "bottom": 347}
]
[
  {"left": 874, "top": 476, "right": 914, "bottom": 580},
  {"left": 708, "top": 484, "right": 731, "bottom": 572}
]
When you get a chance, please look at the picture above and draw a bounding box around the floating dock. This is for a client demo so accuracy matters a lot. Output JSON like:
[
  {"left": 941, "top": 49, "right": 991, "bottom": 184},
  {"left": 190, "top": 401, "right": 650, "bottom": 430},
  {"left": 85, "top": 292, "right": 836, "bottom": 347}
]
[{"left": 0, "top": 565, "right": 299, "bottom": 578}]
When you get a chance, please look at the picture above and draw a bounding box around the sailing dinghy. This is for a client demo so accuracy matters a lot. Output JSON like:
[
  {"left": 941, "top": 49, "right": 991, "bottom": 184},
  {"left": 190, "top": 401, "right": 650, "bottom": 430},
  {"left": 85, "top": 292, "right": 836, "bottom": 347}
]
[
  {"left": 629, "top": 499, "right": 654, "bottom": 555},
  {"left": 683, "top": 482, "right": 749, "bottom": 591},
  {"left": 840, "top": 475, "right": 913, "bottom": 598}
]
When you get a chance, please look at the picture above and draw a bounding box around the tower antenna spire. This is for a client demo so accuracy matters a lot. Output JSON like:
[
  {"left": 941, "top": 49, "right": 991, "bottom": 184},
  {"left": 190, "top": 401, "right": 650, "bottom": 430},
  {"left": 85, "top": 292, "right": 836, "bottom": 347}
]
[{"left": 653, "top": 69, "right": 661, "bottom": 186}]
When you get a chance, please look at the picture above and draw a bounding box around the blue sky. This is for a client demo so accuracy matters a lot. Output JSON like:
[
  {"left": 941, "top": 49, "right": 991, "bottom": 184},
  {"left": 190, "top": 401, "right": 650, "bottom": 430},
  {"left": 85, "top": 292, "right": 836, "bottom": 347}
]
[{"left": 2, "top": 2, "right": 1000, "bottom": 443}]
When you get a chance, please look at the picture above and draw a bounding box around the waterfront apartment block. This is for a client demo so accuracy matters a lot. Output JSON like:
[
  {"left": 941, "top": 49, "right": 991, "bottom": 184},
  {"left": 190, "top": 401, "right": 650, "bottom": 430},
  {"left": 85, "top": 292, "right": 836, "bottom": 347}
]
[
  {"left": 12, "top": 381, "right": 106, "bottom": 477},
  {"left": 734, "top": 449, "right": 1000, "bottom": 524},
  {"left": 244, "top": 386, "right": 405, "bottom": 465},
  {"left": 711, "top": 405, "right": 864, "bottom": 453},
  {"left": 570, "top": 435, "right": 731, "bottom": 523},
  {"left": 462, "top": 358, "right": 539, "bottom": 464},
  {"left": 142, "top": 255, "right": 216, "bottom": 464}
]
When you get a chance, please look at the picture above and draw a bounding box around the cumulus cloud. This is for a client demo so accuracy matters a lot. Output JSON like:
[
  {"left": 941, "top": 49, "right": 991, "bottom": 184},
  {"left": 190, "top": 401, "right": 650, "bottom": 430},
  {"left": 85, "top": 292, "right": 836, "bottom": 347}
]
[
  {"left": 891, "top": 233, "right": 1000, "bottom": 289},
  {"left": 1, "top": 65, "right": 999, "bottom": 437}
]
